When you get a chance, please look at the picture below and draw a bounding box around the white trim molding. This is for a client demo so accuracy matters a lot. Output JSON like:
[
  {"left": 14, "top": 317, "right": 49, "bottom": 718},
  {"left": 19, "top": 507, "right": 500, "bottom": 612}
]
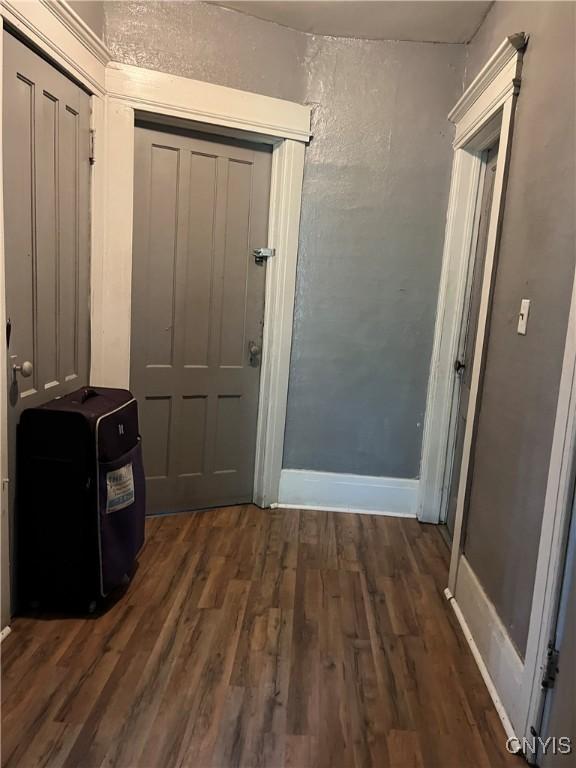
[
  {"left": 449, "top": 34, "right": 526, "bottom": 149},
  {"left": 277, "top": 469, "right": 418, "bottom": 517},
  {"left": 428, "top": 31, "right": 576, "bottom": 748},
  {"left": 448, "top": 93, "right": 520, "bottom": 587},
  {"left": 105, "top": 63, "right": 311, "bottom": 143},
  {"left": 254, "top": 142, "right": 305, "bottom": 506},
  {"left": 417, "top": 34, "right": 532, "bottom": 742},
  {"left": 445, "top": 558, "right": 524, "bottom": 744},
  {"left": 90, "top": 97, "right": 135, "bottom": 389},
  {"left": 39, "top": 0, "right": 110, "bottom": 65},
  {"left": 417, "top": 150, "right": 484, "bottom": 524},
  {"left": 92, "top": 63, "right": 310, "bottom": 510},
  {"left": 1, "top": 0, "right": 110, "bottom": 94},
  {"left": 418, "top": 34, "right": 527, "bottom": 526}
]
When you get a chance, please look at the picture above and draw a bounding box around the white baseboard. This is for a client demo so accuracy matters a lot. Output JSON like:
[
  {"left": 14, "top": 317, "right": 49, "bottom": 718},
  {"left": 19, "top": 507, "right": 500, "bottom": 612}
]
[
  {"left": 0, "top": 625, "right": 11, "bottom": 643},
  {"left": 448, "top": 556, "right": 524, "bottom": 741},
  {"left": 276, "top": 469, "right": 418, "bottom": 517}
]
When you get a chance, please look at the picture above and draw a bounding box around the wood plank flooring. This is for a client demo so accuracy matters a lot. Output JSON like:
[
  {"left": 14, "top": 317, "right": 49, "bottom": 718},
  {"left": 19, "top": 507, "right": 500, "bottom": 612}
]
[{"left": 2, "top": 506, "right": 523, "bottom": 768}]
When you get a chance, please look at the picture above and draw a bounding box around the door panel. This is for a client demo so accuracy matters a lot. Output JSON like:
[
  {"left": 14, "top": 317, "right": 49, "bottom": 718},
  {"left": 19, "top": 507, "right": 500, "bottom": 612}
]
[
  {"left": 446, "top": 144, "right": 499, "bottom": 537},
  {"left": 131, "top": 126, "right": 271, "bottom": 514},
  {"left": 3, "top": 31, "right": 91, "bottom": 610}
]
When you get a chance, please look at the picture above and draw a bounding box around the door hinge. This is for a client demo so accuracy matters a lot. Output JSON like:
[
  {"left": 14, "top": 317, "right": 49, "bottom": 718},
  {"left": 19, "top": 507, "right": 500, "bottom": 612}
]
[
  {"left": 454, "top": 358, "right": 466, "bottom": 375},
  {"left": 541, "top": 642, "right": 560, "bottom": 690},
  {"left": 89, "top": 129, "right": 96, "bottom": 165},
  {"left": 253, "top": 247, "right": 275, "bottom": 265}
]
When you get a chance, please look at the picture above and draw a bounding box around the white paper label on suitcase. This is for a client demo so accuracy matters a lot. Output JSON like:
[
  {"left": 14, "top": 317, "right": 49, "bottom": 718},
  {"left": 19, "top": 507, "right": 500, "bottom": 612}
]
[{"left": 106, "top": 463, "right": 135, "bottom": 513}]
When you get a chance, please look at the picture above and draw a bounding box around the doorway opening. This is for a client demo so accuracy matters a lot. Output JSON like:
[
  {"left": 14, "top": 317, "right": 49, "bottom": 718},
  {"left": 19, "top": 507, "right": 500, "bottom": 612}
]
[{"left": 442, "top": 142, "right": 499, "bottom": 542}]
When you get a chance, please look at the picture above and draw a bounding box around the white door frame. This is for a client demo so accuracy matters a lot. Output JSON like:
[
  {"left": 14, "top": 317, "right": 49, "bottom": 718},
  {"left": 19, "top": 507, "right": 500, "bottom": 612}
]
[
  {"left": 94, "top": 63, "right": 310, "bottom": 510},
  {"left": 0, "top": 0, "right": 109, "bottom": 630},
  {"left": 417, "top": 34, "right": 526, "bottom": 525},
  {"left": 416, "top": 33, "right": 528, "bottom": 741},
  {"left": 423, "top": 30, "right": 576, "bottom": 746},
  {"left": 443, "top": 34, "right": 527, "bottom": 738}
]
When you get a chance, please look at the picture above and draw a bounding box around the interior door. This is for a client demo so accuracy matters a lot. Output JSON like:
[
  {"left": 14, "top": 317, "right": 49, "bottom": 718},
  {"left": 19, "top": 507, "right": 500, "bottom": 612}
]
[
  {"left": 445, "top": 144, "right": 499, "bottom": 538},
  {"left": 131, "top": 124, "right": 271, "bottom": 514},
  {"left": 3, "top": 31, "right": 91, "bottom": 611}
]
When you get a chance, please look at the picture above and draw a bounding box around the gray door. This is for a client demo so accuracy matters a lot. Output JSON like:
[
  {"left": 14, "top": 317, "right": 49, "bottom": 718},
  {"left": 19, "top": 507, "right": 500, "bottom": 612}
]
[
  {"left": 446, "top": 144, "right": 499, "bottom": 538},
  {"left": 3, "top": 31, "right": 91, "bottom": 617},
  {"left": 131, "top": 125, "right": 271, "bottom": 514},
  {"left": 540, "top": 494, "right": 575, "bottom": 768}
]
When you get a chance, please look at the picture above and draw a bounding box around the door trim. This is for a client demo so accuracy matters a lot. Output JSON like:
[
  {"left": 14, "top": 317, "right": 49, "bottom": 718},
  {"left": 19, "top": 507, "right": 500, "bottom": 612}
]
[
  {"left": 417, "top": 34, "right": 526, "bottom": 526},
  {"left": 445, "top": 557, "right": 524, "bottom": 745},
  {"left": 91, "top": 64, "right": 310, "bottom": 509},
  {"left": 444, "top": 34, "right": 526, "bottom": 590},
  {"left": 105, "top": 62, "right": 311, "bottom": 143},
  {"left": 420, "top": 30, "right": 576, "bottom": 746},
  {"left": 0, "top": 0, "right": 110, "bottom": 94},
  {"left": 0, "top": 1, "right": 109, "bottom": 629},
  {"left": 415, "top": 34, "right": 527, "bottom": 739}
]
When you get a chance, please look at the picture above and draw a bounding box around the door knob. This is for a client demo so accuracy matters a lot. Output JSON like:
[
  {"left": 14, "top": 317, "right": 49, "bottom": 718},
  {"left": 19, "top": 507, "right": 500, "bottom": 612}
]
[
  {"left": 13, "top": 360, "right": 33, "bottom": 378},
  {"left": 248, "top": 341, "right": 261, "bottom": 367}
]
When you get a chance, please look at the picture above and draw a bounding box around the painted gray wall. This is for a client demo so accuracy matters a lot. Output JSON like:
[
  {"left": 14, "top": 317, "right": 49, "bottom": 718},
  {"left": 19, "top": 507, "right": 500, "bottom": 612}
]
[
  {"left": 105, "top": 2, "right": 308, "bottom": 102},
  {"left": 69, "top": 1, "right": 104, "bottom": 39},
  {"left": 284, "top": 35, "right": 463, "bottom": 476},
  {"left": 105, "top": 1, "right": 464, "bottom": 480},
  {"left": 462, "top": 1, "right": 576, "bottom": 656}
]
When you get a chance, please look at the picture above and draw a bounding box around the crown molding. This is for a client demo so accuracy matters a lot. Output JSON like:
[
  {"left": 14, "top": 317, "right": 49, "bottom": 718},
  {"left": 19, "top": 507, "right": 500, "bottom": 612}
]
[
  {"left": 40, "top": 0, "right": 111, "bottom": 66},
  {"left": 449, "top": 33, "right": 527, "bottom": 126},
  {"left": 1, "top": 0, "right": 108, "bottom": 93}
]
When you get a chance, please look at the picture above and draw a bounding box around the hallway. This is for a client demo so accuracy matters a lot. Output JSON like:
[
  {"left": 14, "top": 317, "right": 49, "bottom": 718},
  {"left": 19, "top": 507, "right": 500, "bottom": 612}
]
[{"left": 2, "top": 507, "right": 521, "bottom": 767}]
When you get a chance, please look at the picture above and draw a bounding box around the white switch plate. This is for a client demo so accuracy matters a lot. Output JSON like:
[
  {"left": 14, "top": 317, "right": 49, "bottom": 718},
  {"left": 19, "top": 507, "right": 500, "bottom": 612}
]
[{"left": 517, "top": 298, "right": 530, "bottom": 335}]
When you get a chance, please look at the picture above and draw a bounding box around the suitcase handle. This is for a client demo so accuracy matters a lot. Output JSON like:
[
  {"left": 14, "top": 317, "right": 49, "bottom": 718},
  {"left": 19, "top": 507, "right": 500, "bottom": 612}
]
[{"left": 80, "top": 387, "right": 99, "bottom": 403}]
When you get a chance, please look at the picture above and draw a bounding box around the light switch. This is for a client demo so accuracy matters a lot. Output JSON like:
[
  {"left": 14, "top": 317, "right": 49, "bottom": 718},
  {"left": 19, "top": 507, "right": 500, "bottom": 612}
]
[{"left": 517, "top": 299, "right": 530, "bottom": 335}]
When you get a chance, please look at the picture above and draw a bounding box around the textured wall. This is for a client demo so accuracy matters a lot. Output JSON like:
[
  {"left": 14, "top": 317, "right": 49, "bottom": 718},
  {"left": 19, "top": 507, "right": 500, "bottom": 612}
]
[
  {"left": 105, "top": 1, "right": 308, "bottom": 102},
  {"left": 462, "top": 1, "right": 576, "bottom": 655},
  {"left": 284, "top": 36, "right": 463, "bottom": 476},
  {"left": 105, "top": 2, "right": 464, "bottom": 479}
]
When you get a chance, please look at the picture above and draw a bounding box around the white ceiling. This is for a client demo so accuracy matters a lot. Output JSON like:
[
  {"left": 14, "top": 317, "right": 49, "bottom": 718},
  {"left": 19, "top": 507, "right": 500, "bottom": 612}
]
[
  {"left": 210, "top": 1, "right": 493, "bottom": 43},
  {"left": 212, "top": 0, "right": 492, "bottom": 43}
]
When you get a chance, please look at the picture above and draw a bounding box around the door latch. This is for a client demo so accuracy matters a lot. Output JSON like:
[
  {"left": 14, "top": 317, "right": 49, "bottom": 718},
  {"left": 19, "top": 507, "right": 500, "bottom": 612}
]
[
  {"left": 253, "top": 247, "right": 275, "bottom": 265},
  {"left": 12, "top": 360, "right": 33, "bottom": 381}
]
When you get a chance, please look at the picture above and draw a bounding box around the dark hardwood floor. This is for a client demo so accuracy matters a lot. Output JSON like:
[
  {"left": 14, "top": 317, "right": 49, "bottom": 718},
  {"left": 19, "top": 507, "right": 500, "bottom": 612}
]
[{"left": 2, "top": 506, "right": 522, "bottom": 767}]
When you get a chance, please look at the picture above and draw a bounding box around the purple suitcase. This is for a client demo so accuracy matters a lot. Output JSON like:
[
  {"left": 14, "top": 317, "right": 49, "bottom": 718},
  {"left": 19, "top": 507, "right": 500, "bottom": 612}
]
[{"left": 17, "top": 387, "right": 145, "bottom": 610}]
